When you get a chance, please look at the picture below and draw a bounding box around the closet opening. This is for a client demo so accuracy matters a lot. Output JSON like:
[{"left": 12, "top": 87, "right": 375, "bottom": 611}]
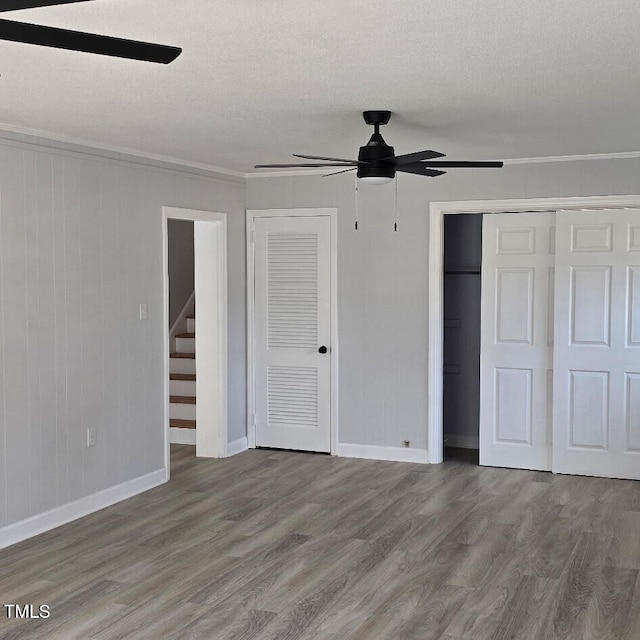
[{"left": 442, "top": 213, "right": 482, "bottom": 463}]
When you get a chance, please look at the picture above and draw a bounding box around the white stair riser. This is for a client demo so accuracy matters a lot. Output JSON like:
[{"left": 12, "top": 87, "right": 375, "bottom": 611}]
[
  {"left": 170, "top": 379, "right": 196, "bottom": 396},
  {"left": 176, "top": 337, "right": 195, "bottom": 353},
  {"left": 187, "top": 318, "right": 196, "bottom": 333},
  {"left": 170, "top": 403, "right": 196, "bottom": 420},
  {"left": 170, "top": 358, "right": 196, "bottom": 375}
]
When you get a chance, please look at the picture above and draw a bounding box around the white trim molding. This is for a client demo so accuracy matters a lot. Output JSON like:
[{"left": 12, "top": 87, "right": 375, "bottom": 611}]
[
  {"left": 163, "top": 207, "right": 228, "bottom": 470},
  {"left": 504, "top": 150, "right": 640, "bottom": 165},
  {"left": 246, "top": 208, "right": 339, "bottom": 454},
  {"left": 428, "top": 194, "right": 640, "bottom": 465},
  {"left": 337, "top": 443, "right": 429, "bottom": 464},
  {"left": 0, "top": 469, "right": 167, "bottom": 551},
  {"left": 227, "top": 437, "right": 249, "bottom": 457},
  {"left": 4, "top": 123, "right": 639, "bottom": 183},
  {"left": 0, "top": 125, "right": 245, "bottom": 182}
]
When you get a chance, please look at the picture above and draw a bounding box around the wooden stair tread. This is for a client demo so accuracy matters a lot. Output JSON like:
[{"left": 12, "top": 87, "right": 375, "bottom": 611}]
[
  {"left": 170, "top": 373, "right": 196, "bottom": 381},
  {"left": 170, "top": 352, "right": 195, "bottom": 359},
  {"left": 170, "top": 418, "right": 196, "bottom": 429},
  {"left": 170, "top": 395, "right": 196, "bottom": 404},
  {"left": 176, "top": 332, "right": 195, "bottom": 339}
]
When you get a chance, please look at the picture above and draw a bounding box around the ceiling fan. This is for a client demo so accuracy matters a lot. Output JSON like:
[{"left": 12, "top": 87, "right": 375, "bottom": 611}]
[
  {"left": 0, "top": 0, "right": 181, "bottom": 64},
  {"left": 256, "top": 110, "right": 503, "bottom": 184}
]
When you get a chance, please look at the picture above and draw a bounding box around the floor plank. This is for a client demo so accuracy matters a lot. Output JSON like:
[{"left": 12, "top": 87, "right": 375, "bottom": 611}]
[{"left": 0, "top": 445, "right": 639, "bottom": 639}]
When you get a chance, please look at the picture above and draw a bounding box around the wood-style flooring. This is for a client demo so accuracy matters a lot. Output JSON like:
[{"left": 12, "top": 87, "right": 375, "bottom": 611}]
[{"left": 1, "top": 445, "right": 640, "bottom": 639}]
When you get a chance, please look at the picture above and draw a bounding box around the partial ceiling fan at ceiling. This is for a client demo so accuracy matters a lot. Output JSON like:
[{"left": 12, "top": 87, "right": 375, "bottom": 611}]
[
  {"left": 0, "top": 0, "right": 181, "bottom": 64},
  {"left": 255, "top": 111, "right": 504, "bottom": 184}
]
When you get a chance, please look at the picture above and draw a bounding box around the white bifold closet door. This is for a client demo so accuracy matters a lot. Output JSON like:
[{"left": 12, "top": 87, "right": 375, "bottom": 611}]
[
  {"left": 479, "top": 212, "right": 555, "bottom": 471},
  {"left": 552, "top": 209, "right": 640, "bottom": 480},
  {"left": 253, "top": 215, "right": 331, "bottom": 453}
]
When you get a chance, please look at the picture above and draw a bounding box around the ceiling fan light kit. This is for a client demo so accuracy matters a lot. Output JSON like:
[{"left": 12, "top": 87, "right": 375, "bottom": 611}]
[
  {"left": 255, "top": 110, "right": 504, "bottom": 184},
  {"left": 358, "top": 176, "right": 394, "bottom": 185}
]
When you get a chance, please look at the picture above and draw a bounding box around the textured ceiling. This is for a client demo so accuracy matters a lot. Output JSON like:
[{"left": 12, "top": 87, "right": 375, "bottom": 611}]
[{"left": 1, "top": 0, "right": 640, "bottom": 175}]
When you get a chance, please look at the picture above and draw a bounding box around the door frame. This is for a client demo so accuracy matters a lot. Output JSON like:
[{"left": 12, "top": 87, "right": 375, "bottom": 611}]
[
  {"left": 428, "top": 194, "right": 640, "bottom": 464},
  {"left": 246, "top": 208, "right": 339, "bottom": 453},
  {"left": 162, "top": 206, "right": 228, "bottom": 474}
]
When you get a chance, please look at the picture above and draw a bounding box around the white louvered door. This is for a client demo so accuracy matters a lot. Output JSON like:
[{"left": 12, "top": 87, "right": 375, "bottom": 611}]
[
  {"left": 552, "top": 209, "right": 640, "bottom": 480},
  {"left": 253, "top": 215, "right": 331, "bottom": 452},
  {"left": 479, "top": 212, "right": 555, "bottom": 471}
]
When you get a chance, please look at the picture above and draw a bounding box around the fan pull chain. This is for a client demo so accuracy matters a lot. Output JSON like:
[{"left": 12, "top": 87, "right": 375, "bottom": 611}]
[
  {"left": 394, "top": 174, "right": 398, "bottom": 232},
  {"left": 354, "top": 173, "right": 359, "bottom": 231}
]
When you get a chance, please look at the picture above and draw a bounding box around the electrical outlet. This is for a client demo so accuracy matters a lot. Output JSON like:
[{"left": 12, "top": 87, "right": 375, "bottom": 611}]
[
  {"left": 86, "top": 428, "right": 97, "bottom": 448},
  {"left": 403, "top": 440, "right": 410, "bottom": 448},
  {"left": 139, "top": 302, "right": 148, "bottom": 321}
]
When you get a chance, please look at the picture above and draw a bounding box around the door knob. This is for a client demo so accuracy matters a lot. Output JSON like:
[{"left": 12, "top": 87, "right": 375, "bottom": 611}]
[{"left": 318, "top": 346, "right": 328, "bottom": 354}]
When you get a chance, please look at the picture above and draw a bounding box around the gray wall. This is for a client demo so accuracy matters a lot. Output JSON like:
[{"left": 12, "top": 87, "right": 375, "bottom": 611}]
[
  {"left": 247, "top": 158, "right": 640, "bottom": 450},
  {"left": 168, "top": 219, "right": 194, "bottom": 328},
  {"left": 0, "top": 135, "right": 246, "bottom": 529}
]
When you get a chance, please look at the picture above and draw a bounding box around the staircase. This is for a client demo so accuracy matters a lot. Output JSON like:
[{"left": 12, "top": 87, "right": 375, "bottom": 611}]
[{"left": 170, "top": 314, "right": 196, "bottom": 435}]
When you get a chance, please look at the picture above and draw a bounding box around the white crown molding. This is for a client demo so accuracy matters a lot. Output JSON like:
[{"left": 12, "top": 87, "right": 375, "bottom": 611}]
[
  {"left": 3, "top": 121, "right": 639, "bottom": 180},
  {"left": 504, "top": 150, "right": 640, "bottom": 164},
  {"left": 0, "top": 123, "right": 246, "bottom": 182},
  {"left": 249, "top": 167, "right": 335, "bottom": 178}
]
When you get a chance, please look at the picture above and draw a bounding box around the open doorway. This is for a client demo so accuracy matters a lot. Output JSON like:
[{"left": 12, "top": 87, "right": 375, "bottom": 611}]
[
  {"left": 442, "top": 214, "right": 482, "bottom": 463},
  {"left": 162, "top": 207, "right": 228, "bottom": 475},
  {"left": 168, "top": 219, "right": 196, "bottom": 446}
]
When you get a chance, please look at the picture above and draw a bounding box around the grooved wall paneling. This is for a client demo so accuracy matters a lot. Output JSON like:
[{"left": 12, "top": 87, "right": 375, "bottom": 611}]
[
  {"left": 0, "top": 139, "right": 245, "bottom": 529},
  {"left": 247, "top": 158, "right": 640, "bottom": 450}
]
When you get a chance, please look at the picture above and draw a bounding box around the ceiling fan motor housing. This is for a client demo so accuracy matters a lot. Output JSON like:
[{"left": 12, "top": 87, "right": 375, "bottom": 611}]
[
  {"left": 358, "top": 110, "right": 395, "bottom": 180},
  {"left": 357, "top": 134, "right": 395, "bottom": 180}
]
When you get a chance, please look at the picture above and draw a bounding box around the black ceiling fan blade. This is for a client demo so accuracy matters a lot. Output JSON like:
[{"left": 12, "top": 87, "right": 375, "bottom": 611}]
[
  {"left": 419, "top": 161, "right": 504, "bottom": 168},
  {"left": 388, "top": 150, "right": 446, "bottom": 165},
  {"left": 0, "top": 19, "right": 182, "bottom": 63},
  {"left": 293, "top": 154, "right": 366, "bottom": 164},
  {"left": 0, "top": 0, "right": 93, "bottom": 12},
  {"left": 254, "top": 163, "right": 359, "bottom": 168},
  {"left": 396, "top": 165, "right": 446, "bottom": 177},
  {"left": 322, "top": 167, "right": 357, "bottom": 177}
]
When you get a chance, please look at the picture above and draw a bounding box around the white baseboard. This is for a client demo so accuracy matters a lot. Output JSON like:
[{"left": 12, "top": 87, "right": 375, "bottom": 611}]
[
  {"left": 227, "top": 436, "right": 248, "bottom": 457},
  {"left": 170, "top": 427, "right": 196, "bottom": 445},
  {"left": 170, "top": 431, "right": 246, "bottom": 454},
  {"left": 337, "top": 443, "right": 429, "bottom": 464},
  {"left": 0, "top": 468, "right": 167, "bottom": 551},
  {"left": 444, "top": 434, "right": 479, "bottom": 449}
]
